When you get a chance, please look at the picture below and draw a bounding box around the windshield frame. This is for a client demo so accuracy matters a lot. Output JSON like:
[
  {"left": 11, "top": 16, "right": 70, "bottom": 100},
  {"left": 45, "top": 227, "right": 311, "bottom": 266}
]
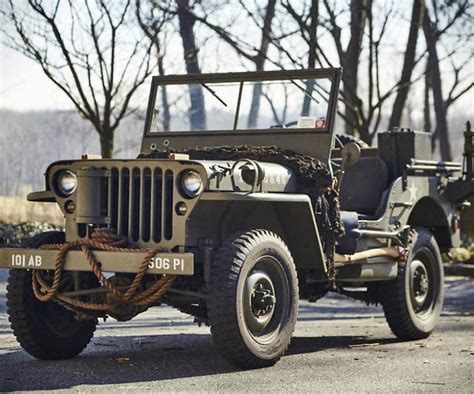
[{"left": 143, "top": 68, "right": 341, "bottom": 138}]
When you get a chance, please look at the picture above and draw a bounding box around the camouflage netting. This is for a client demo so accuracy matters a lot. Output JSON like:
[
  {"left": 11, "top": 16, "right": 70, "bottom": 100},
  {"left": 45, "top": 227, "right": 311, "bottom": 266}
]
[{"left": 140, "top": 145, "right": 344, "bottom": 282}]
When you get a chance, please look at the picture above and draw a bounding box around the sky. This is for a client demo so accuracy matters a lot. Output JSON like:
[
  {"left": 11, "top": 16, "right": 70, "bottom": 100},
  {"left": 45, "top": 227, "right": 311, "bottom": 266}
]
[
  {"left": 0, "top": 45, "right": 74, "bottom": 110},
  {"left": 0, "top": 2, "right": 472, "bottom": 117}
]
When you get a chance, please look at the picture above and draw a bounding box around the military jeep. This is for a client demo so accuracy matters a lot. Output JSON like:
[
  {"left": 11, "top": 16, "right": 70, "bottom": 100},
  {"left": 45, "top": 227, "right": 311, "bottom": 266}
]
[{"left": 1, "top": 68, "right": 473, "bottom": 369}]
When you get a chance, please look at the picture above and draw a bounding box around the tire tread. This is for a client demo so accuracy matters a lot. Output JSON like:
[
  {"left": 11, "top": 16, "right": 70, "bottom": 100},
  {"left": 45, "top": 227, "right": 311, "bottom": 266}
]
[
  {"left": 208, "top": 229, "right": 298, "bottom": 369},
  {"left": 381, "top": 228, "right": 443, "bottom": 340},
  {"left": 6, "top": 232, "right": 97, "bottom": 360}
]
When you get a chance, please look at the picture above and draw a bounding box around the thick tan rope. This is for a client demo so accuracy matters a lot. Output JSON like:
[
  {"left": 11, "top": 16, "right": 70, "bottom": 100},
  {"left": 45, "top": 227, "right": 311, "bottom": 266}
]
[{"left": 31, "top": 229, "right": 175, "bottom": 312}]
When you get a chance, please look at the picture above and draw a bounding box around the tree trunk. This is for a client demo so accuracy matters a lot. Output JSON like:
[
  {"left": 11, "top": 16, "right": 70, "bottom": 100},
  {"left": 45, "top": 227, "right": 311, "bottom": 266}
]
[
  {"left": 301, "top": 0, "right": 318, "bottom": 116},
  {"left": 248, "top": 82, "right": 263, "bottom": 128},
  {"left": 247, "top": 0, "right": 276, "bottom": 128},
  {"left": 389, "top": 0, "right": 424, "bottom": 130},
  {"left": 176, "top": 0, "right": 206, "bottom": 131},
  {"left": 423, "top": 8, "right": 452, "bottom": 161},
  {"left": 158, "top": 56, "right": 171, "bottom": 131},
  {"left": 424, "top": 60, "right": 432, "bottom": 133},
  {"left": 100, "top": 129, "right": 114, "bottom": 158},
  {"left": 343, "top": 0, "right": 369, "bottom": 135},
  {"left": 359, "top": 117, "right": 374, "bottom": 145}
]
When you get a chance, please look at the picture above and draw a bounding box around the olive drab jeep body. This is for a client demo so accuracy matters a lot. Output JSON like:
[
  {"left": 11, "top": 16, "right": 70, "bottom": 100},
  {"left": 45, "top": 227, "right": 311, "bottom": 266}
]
[{"left": 1, "top": 68, "right": 473, "bottom": 369}]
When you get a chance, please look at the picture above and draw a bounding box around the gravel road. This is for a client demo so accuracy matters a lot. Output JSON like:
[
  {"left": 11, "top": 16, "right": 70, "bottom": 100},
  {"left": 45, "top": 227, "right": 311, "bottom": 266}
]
[{"left": 0, "top": 277, "right": 472, "bottom": 392}]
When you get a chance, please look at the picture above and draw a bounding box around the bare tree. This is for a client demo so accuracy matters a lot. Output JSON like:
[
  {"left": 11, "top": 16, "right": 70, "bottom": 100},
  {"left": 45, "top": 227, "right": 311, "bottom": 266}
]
[
  {"left": 176, "top": 0, "right": 206, "bottom": 130},
  {"left": 281, "top": 0, "right": 319, "bottom": 116},
  {"left": 424, "top": 7, "right": 450, "bottom": 159},
  {"left": 243, "top": 0, "right": 277, "bottom": 127},
  {"left": 145, "top": 0, "right": 207, "bottom": 130},
  {"left": 423, "top": 63, "right": 432, "bottom": 132},
  {"left": 323, "top": 0, "right": 370, "bottom": 135},
  {"left": 422, "top": 0, "right": 472, "bottom": 160},
  {"left": 136, "top": 0, "right": 172, "bottom": 131},
  {"left": 184, "top": 0, "right": 277, "bottom": 127},
  {"left": 389, "top": 0, "right": 425, "bottom": 130},
  {"left": 323, "top": 0, "right": 400, "bottom": 143},
  {"left": 1, "top": 0, "right": 156, "bottom": 157},
  {"left": 344, "top": 0, "right": 370, "bottom": 136}
]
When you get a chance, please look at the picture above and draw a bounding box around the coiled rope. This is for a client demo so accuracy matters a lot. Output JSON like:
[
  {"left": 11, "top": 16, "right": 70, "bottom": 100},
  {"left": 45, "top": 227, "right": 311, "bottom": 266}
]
[{"left": 32, "top": 229, "right": 175, "bottom": 311}]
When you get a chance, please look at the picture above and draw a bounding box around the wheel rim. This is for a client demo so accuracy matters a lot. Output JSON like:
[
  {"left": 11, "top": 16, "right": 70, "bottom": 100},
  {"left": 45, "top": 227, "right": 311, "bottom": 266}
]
[
  {"left": 409, "top": 247, "right": 436, "bottom": 319},
  {"left": 243, "top": 255, "right": 290, "bottom": 344}
]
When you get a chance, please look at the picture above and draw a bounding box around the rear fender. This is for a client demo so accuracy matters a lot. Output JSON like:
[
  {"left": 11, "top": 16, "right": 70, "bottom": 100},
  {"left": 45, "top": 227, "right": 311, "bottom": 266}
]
[
  {"left": 360, "top": 175, "right": 459, "bottom": 251},
  {"left": 408, "top": 196, "right": 453, "bottom": 250}
]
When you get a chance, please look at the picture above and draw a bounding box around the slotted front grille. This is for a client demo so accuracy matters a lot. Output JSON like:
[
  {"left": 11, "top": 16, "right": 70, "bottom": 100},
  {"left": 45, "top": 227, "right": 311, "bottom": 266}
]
[
  {"left": 106, "top": 166, "right": 174, "bottom": 243},
  {"left": 74, "top": 165, "right": 176, "bottom": 243},
  {"left": 56, "top": 159, "right": 203, "bottom": 248}
]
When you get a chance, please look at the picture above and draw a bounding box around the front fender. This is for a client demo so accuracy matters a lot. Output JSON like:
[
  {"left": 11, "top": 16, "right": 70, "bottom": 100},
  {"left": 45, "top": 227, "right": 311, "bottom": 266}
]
[{"left": 188, "top": 192, "right": 326, "bottom": 273}]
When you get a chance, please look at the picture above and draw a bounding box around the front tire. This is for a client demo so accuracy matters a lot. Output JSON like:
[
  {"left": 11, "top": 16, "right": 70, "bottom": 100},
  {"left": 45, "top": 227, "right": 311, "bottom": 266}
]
[
  {"left": 381, "top": 228, "right": 444, "bottom": 340},
  {"left": 7, "top": 232, "right": 97, "bottom": 360},
  {"left": 208, "top": 230, "right": 299, "bottom": 369}
]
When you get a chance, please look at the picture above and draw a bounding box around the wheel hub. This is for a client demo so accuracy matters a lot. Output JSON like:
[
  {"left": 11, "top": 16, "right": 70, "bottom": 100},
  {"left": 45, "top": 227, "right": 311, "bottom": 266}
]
[
  {"left": 410, "top": 259, "right": 430, "bottom": 308},
  {"left": 251, "top": 283, "right": 276, "bottom": 316},
  {"left": 244, "top": 270, "right": 277, "bottom": 334}
]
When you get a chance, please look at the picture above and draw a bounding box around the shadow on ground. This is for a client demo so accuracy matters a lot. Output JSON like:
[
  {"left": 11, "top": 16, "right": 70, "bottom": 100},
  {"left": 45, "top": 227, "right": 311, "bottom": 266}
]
[
  {"left": 0, "top": 333, "right": 405, "bottom": 391},
  {"left": 0, "top": 277, "right": 471, "bottom": 391}
]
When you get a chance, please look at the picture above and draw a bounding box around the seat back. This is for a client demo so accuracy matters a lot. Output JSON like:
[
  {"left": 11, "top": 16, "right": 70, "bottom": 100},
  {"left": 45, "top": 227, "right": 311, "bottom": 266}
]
[{"left": 339, "top": 157, "right": 389, "bottom": 215}]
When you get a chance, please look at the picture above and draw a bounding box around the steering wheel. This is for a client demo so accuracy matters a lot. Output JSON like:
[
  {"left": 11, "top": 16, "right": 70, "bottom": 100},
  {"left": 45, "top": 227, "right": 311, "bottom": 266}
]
[
  {"left": 334, "top": 135, "right": 344, "bottom": 149},
  {"left": 270, "top": 120, "right": 298, "bottom": 129}
]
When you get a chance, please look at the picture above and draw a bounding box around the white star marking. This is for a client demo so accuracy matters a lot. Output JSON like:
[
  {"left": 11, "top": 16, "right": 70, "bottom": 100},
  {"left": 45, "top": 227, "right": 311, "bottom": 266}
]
[{"left": 408, "top": 182, "right": 418, "bottom": 202}]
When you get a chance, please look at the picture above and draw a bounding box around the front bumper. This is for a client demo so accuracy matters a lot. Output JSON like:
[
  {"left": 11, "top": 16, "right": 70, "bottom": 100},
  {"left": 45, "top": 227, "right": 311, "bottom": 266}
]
[{"left": 0, "top": 248, "right": 194, "bottom": 275}]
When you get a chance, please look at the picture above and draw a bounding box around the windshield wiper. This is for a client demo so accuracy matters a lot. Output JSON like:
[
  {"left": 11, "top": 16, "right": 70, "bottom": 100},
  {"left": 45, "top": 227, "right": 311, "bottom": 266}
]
[
  {"left": 290, "top": 80, "right": 320, "bottom": 104},
  {"left": 201, "top": 83, "right": 228, "bottom": 107}
]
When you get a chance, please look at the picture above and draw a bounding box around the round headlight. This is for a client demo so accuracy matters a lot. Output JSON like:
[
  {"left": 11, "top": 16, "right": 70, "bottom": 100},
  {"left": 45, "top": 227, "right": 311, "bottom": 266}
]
[
  {"left": 180, "top": 170, "right": 204, "bottom": 198},
  {"left": 56, "top": 170, "right": 77, "bottom": 195}
]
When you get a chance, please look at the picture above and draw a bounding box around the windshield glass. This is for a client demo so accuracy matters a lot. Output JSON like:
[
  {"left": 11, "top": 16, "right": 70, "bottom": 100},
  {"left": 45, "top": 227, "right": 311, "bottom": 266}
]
[{"left": 147, "top": 75, "right": 334, "bottom": 133}]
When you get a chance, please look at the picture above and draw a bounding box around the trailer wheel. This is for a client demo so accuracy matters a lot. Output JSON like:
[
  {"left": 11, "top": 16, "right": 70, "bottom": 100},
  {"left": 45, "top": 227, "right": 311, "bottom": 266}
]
[
  {"left": 208, "top": 230, "right": 299, "bottom": 369},
  {"left": 7, "top": 232, "right": 97, "bottom": 359},
  {"left": 381, "top": 228, "right": 444, "bottom": 340}
]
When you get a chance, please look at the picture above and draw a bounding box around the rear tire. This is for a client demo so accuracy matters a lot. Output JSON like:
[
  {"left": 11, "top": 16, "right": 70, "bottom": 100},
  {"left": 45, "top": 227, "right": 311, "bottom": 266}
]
[
  {"left": 208, "top": 230, "right": 299, "bottom": 369},
  {"left": 381, "top": 228, "right": 444, "bottom": 340},
  {"left": 7, "top": 232, "right": 97, "bottom": 360}
]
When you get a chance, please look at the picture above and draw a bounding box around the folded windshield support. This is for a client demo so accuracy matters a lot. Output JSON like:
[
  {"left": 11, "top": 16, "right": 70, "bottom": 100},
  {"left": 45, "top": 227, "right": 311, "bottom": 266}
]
[
  {"left": 290, "top": 80, "right": 320, "bottom": 105},
  {"left": 233, "top": 81, "right": 244, "bottom": 130},
  {"left": 201, "top": 83, "right": 228, "bottom": 107}
]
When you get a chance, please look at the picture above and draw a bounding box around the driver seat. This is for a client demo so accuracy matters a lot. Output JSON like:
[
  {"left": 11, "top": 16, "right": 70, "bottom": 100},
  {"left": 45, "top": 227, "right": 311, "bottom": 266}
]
[{"left": 339, "top": 157, "right": 389, "bottom": 218}]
